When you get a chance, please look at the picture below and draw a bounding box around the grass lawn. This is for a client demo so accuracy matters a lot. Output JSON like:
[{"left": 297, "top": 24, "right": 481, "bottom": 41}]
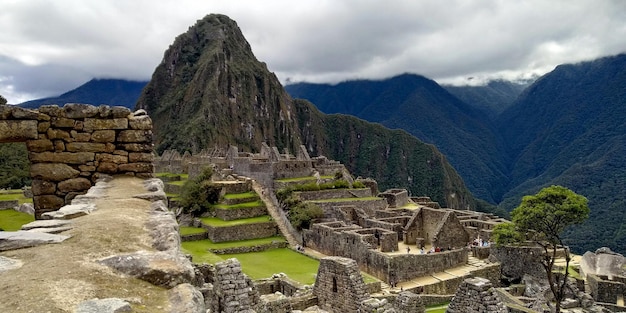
[
  {"left": 0, "top": 209, "right": 35, "bottom": 231},
  {"left": 156, "top": 172, "right": 189, "bottom": 180},
  {"left": 425, "top": 302, "right": 449, "bottom": 312},
  {"left": 214, "top": 200, "right": 264, "bottom": 209},
  {"left": 222, "top": 248, "right": 320, "bottom": 284},
  {"left": 179, "top": 226, "right": 206, "bottom": 236},
  {"left": 223, "top": 192, "right": 257, "bottom": 199},
  {"left": 200, "top": 215, "right": 271, "bottom": 227},
  {"left": 0, "top": 191, "right": 33, "bottom": 204},
  {"left": 168, "top": 180, "right": 186, "bottom": 186}
]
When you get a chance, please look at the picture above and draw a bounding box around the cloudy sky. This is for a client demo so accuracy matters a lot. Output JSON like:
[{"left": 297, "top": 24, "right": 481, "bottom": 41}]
[{"left": 1, "top": 0, "right": 625, "bottom": 104}]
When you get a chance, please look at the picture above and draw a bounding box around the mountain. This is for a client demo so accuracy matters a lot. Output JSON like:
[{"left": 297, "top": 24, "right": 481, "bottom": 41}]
[
  {"left": 497, "top": 54, "right": 626, "bottom": 253},
  {"left": 286, "top": 54, "right": 626, "bottom": 254},
  {"left": 443, "top": 80, "right": 529, "bottom": 118},
  {"left": 135, "top": 14, "right": 474, "bottom": 210},
  {"left": 19, "top": 78, "right": 147, "bottom": 109},
  {"left": 286, "top": 74, "right": 509, "bottom": 204}
]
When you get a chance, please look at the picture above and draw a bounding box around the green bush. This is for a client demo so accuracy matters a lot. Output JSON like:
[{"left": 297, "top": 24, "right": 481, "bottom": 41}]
[
  {"left": 288, "top": 203, "right": 324, "bottom": 230},
  {"left": 353, "top": 180, "right": 366, "bottom": 188},
  {"left": 180, "top": 167, "right": 221, "bottom": 216}
]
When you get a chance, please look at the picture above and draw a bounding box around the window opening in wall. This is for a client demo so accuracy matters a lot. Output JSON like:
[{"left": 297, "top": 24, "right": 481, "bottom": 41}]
[{"left": 332, "top": 277, "right": 338, "bottom": 292}]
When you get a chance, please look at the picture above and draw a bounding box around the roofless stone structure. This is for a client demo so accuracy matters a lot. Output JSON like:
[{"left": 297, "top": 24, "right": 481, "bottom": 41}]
[{"left": 0, "top": 104, "right": 154, "bottom": 217}]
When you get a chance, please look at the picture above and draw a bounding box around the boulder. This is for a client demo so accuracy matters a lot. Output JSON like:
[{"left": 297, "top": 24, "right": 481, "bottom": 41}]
[
  {"left": 98, "top": 251, "right": 195, "bottom": 289},
  {"left": 17, "top": 203, "right": 35, "bottom": 215},
  {"left": 143, "top": 178, "right": 165, "bottom": 192},
  {"left": 41, "top": 203, "right": 95, "bottom": 220},
  {"left": 0, "top": 231, "right": 70, "bottom": 251},
  {"left": 75, "top": 298, "right": 132, "bottom": 313},
  {"left": 168, "top": 283, "right": 205, "bottom": 313}
]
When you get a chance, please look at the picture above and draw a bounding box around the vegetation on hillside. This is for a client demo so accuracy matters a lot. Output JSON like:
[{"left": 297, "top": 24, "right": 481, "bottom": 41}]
[{"left": 0, "top": 143, "right": 30, "bottom": 189}]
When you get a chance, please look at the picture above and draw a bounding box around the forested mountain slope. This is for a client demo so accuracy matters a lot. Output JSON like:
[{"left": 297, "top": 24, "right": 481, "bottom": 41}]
[{"left": 134, "top": 14, "right": 474, "bottom": 210}]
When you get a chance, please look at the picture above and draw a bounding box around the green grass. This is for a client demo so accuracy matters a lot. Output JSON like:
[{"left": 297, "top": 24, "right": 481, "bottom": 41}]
[
  {"left": 168, "top": 180, "right": 186, "bottom": 186},
  {"left": 156, "top": 172, "right": 189, "bottom": 180},
  {"left": 200, "top": 215, "right": 271, "bottom": 227},
  {"left": 223, "top": 192, "right": 257, "bottom": 199},
  {"left": 425, "top": 302, "right": 449, "bottom": 312},
  {"left": 311, "top": 197, "right": 382, "bottom": 203},
  {"left": 221, "top": 248, "right": 320, "bottom": 284},
  {"left": 0, "top": 209, "right": 35, "bottom": 231},
  {"left": 181, "top": 241, "right": 225, "bottom": 264},
  {"left": 179, "top": 226, "right": 206, "bottom": 236},
  {"left": 214, "top": 200, "right": 264, "bottom": 209},
  {"left": 0, "top": 191, "right": 33, "bottom": 204}
]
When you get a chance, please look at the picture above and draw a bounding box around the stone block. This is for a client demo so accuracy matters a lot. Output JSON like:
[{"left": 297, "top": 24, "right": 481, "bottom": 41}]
[
  {"left": 129, "top": 152, "right": 153, "bottom": 163},
  {"left": 62, "top": 103, "right": 99, "bottom": 119},
  {"left": 54, "top": 140, "right": 65, "bottom": 151},
  {"left": 37, "top": 121, "right": 50, "bottom": 133},
  {"left": 97, "top": 162, "right": 119, "bottom": 174},
  {"left": 58, "top": 178, "right": 92, "bottom": 193},
  {"left": 113, "top": 150, "right": 129, "bottom": 156},
  {"left": 38, "top": 105, "right": 63, "bottom": 117},
  {"left": 47, "top": 128, "right": 70, "bottom": 140},
  {"left": 30, "top": 163, "right": 80, "bottom": 181},
  {"left": 128, "top": 115, "right": 153, "bottom": 130},
  {"left": 78, "top": 165, "right": 96, "bottom": 172},
  {"left": 70, "top": 131, "right": 91, "bottom": 142},
  {"left": 75, "top": 298, "right": 131, "bottom": 313},
  {"left": 121, "top": 143, "right": 153, "bottom": 152},
  {"left": 0, "top": 231, "right": 70, "bottom": 251},
  {"left": 10, "top": 107, "right": 40, "bottom": 119},
  {"left": 26, "top": 139, "right": 54, "bottom": 152},
  {"left": 66, "top": 142, "right": 107, "bottom": 153},
  {"left": 110, "top": 106, "right": 131, "bottom": 118},
  {"left": 96, "top": 153, "right": 128, "bottom": 164},
  {"left": 90, "top": 130, "right": 116, "bottom": 142},
  {"left": 0, "top": 120, "right": 38, "bottom": 142},
  {"left": 119, "top": 162, "right": 154, "bottom": 173},
  {"left": 83, "top": 118, "right": 128, "bottom": 131},
  {"left": 33, "top": 194, "right": 65, "bottom": 212},
  {"left": 51, "top": 117, "right": 76, "bottom": 128},
  {"left": 117, "top": 130, "right": 152, "bottom": 143},
  {"left": 29, "top": 152, "right": 95, "bottom": 164},
  {"left": 31, "top": 179, "right": 57, "bottom": 195}
]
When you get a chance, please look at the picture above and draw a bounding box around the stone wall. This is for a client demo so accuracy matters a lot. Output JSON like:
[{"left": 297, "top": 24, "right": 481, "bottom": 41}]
[
  {"left": 202, "top": 222, "right": 278, "bottom": 242},
  {"left": 0, "top": 104, "right": 154, "bottom": 217},
  {"left": 313, "top": 257, "right": 369, "bottom": 313},
  {"left": 446, "top": 277, "right": 508, "bottom": 313},
  {"left": 294, "top": 188, "right": 372, "bottom": 201},
  {"left": 490, "top": 245, "right": 546, "bottom": 282},
  {"left": 0, "top": 200, "right": 18, "bottom": 210},
  {"left": 214, "top": 205, "right": 267, "bottom": 221}
]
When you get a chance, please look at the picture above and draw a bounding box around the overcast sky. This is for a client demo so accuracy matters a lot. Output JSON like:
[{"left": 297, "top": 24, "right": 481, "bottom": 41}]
[{"left": 1, "top": 0, "right": 625, "bottom": 104}]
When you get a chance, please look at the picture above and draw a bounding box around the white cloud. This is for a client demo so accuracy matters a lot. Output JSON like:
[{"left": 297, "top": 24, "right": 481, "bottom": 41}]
[{"left": 0, "top": 0, "right": 625, "bottom": 102}]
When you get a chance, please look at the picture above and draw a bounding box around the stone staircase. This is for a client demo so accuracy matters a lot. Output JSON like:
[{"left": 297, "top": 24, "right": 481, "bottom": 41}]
[{"left": 252, "top": 180, "right": 299, "bottom": 247}]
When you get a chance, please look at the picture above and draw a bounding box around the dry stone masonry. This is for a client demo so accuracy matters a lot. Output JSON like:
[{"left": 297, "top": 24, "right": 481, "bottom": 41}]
[
  {"left": 447, "top": 277, "right": 508, "bottom": 313},
  {"left": 0, "top": 103, "right": 154, "bottom": 218}
]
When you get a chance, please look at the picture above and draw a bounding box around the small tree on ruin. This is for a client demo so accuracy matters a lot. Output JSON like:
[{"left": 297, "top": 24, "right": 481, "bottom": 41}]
[{"left": 492, "top": 185, "right": 589, "bottom": 313}]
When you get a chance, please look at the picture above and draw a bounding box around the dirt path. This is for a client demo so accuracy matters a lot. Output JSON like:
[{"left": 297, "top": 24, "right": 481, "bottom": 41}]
[{"left": 0, "top": 176, "right": 170, "bottom": 313}]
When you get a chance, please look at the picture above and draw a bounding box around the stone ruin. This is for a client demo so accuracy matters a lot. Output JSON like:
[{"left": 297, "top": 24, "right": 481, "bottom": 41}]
[
  {"left": 156, "top": 143, "right": 347, "bottom": 187},
  {"left": 0, "top": 103, "right": 154, "bottom": 217},
  {"left": 446, "top": 277, "right": 508, "bottom": 313},
  {"left": 579, "top": 247, "right": 626, "bottom": 309}
]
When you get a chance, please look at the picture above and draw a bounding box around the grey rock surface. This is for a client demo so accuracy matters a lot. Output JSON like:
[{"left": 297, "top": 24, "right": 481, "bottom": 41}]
[
  {"left": 41, "top": 203, "right": 95, "bottom": 220},
  {"left": 143, "top": 178, "right": 165, "bottom": 192},
  {"left": 17, "top": 203, "right": 35, "bottom": 215},
  {"left": 21, "top": 219, "right": 72, "bottom": 230},
  {"left": 0, "top": 231, "right": 70, "bottom": 251},
  {"left": 146, "top": 200, "right": 180, "bottom": 252},
  {"left": 168, "top": 283, "right": 205, "bottom": 313},
  {"left": 75, "top": 298, "right": 132, "bottom": 313},
  {"left": 98, "top": 250, "right": 195, "bottom": 288},
  {"left": 133, "top": 190, "right": 167, "bottom": 202}
]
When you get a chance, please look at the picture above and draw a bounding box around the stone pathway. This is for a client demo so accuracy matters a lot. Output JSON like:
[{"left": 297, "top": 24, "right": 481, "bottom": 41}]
[{"left": 251, "top": 180, "right": 299, "bottom": 247}]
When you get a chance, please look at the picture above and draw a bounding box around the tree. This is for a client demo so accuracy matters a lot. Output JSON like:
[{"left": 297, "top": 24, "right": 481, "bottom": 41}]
[
  {"left": 180, "top": 167, "right": 221, "bottom": 216},
  {"left": 0, "top": 94, "right": 7, "bottom": 105},
  {"left": 493, "top": 185, "right": 589, "bottom": 313}
]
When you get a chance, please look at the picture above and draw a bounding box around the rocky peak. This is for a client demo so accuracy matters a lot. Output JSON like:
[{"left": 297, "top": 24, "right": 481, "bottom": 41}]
[{"left": 137, "top": 14, "right": 301, "bottom": 154}]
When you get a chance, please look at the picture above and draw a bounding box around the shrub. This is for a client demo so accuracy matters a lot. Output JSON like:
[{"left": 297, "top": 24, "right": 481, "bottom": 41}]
[
  {"left": 353, "top": 180, "right": 365, "bottom": 188},
  {"left": 180, "top": 167, "right": 221, "bottom": 216},
  {"left": 288, "top": 203, "right": 324, "bottom": 230}
]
